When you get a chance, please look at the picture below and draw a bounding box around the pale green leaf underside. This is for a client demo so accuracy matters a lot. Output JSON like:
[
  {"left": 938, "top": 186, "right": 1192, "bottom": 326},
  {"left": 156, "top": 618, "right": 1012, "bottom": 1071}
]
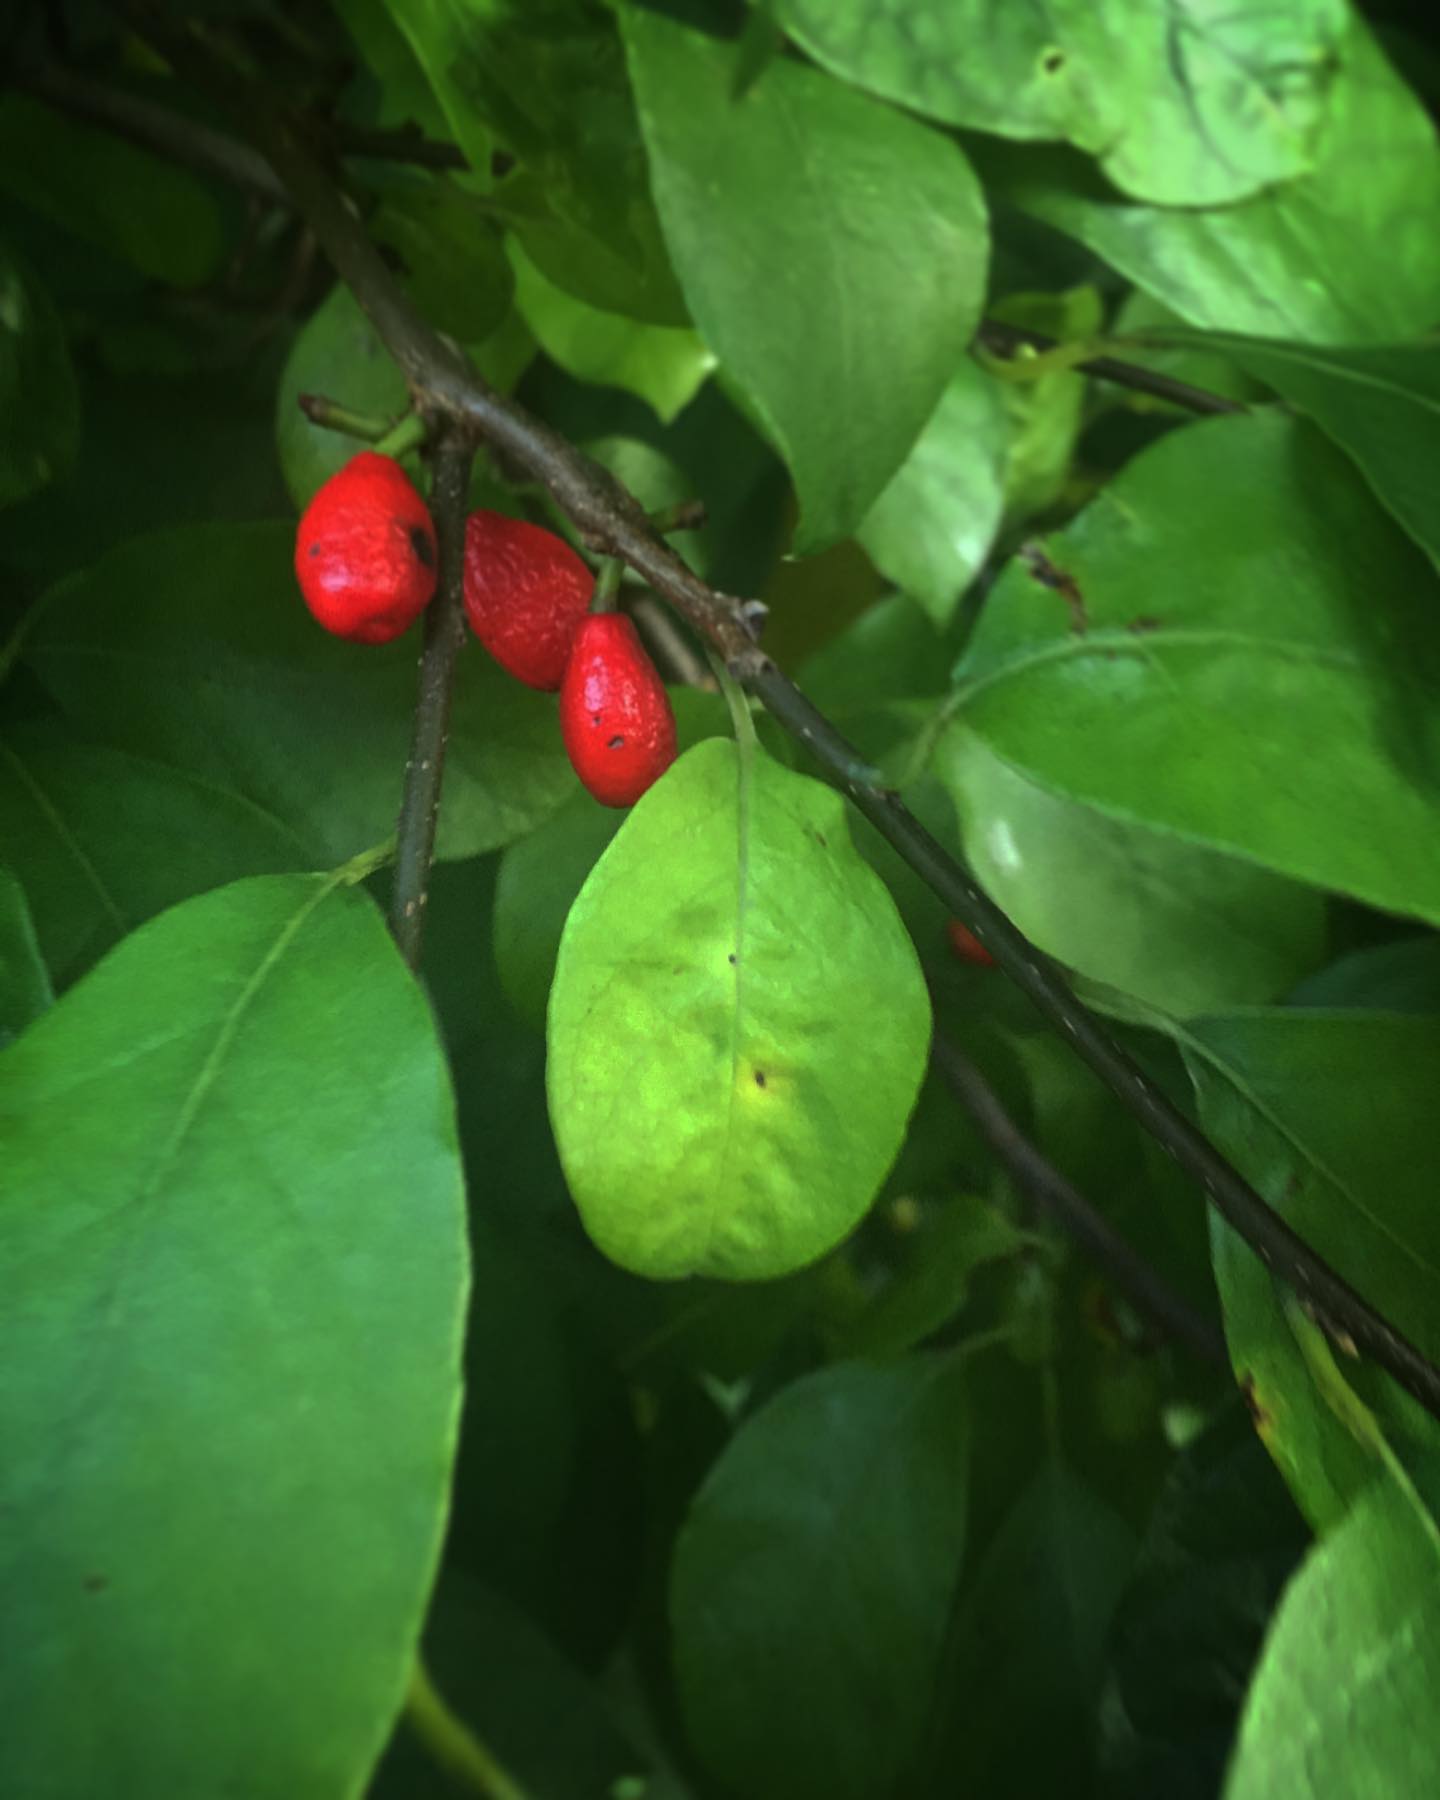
[{"left": 547, "top": 738, "right": 930, "bottom": 1280}]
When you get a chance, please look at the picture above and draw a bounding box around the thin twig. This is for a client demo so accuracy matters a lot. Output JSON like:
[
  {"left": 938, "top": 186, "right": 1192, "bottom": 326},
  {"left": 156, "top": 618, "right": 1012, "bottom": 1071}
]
[
  {"left": 975, "top": 320, "right": 1243, "bottom": 417},
  {"left": 630, "top": 594, "right": 716, "bottom": 689},
  {"left": 390, "top": 437, "right": 473, "bottom": 968},
  {"left": 933, "top": 1034, "right": 1226, "bottom": 1364},
  {"left": 117, "top": 7, "right": 1440, "bottom": 1427},
  {"left": 17, "top": 63, "right": 287, "bottom": 200}
]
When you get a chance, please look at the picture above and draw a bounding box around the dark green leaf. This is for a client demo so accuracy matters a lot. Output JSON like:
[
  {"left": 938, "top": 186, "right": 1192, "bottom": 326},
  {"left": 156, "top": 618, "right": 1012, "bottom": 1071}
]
[
  {"left": 0, "top": 94, "right": 223, "bottom": 288},
  {"left": 985, "top": 24, "right": 1440, "bottom": 343},
  {"left": 1100, "top": 1403, "right": 1308, "bottom": 1800},
  {"left": 1288, "top": 937, "right": 1440, "bottom": 1012},
  {"left": 0, "top": 721, "right": 308, "bottom": 989},
  {"left": 0, "top": 874, "right": 466, "bottom": 1796},
  {"left": 1187, "top": 1010, "right": 1440, "bottom": 1522},
  {"left": 937, "top": 726, "right": 1328, "bottom": 1015},
  {"left": 275, "top": 284, "right": 415, "bottom": 509},
  {"left": 22, "top": 523, "right": 578, "bottom": 866},
  {"left": 948, "top": 411, "right": 1440, "bottom": 925},
  {"left": 372, "top": 176, "right": 514, "bottom": 342},
  {"left": 1153, "top": 331, "right": 1440, "bottom": 572},
  {"left": 375, "top": 0, "right": 687, "bottom": 323},
  {"left": 369, "top": 1574, "right": 645, "bottom": 1799},
  {"left": 0, "top": 237, "right": 79, "bottom": 507},
  {"left": 1225, "top": 1483, "right": 1440, "bottom": 1798},
  {"left": 776, "top": 0, "right": 1345, "bottom": 205},
  {"left": 671, "top": 1353, "right": 972, "bottom": 1800},
  {"left": 841, "top": 1195, "right": 1025, "bottom": 1358},
  {"left": 547, "top": 739, "right": 930, "bottom": 1280},
  {"left": 623, "top": 8, "right": 988, "bottom": 553},
  {"left": 0, "top": 866, "right": 50, "bottom": 1044},
  {"left": 927, "top": 1461, "right": 1135, "bottom": 1798}
]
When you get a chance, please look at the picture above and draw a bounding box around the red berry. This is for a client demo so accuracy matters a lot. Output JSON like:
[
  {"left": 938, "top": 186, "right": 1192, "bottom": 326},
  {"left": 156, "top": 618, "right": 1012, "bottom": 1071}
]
[
  {"left": 947, "top": 919, "right": 996, "bottom": 967},
  {"left": 294, "top": 452, "right": 437, "bottom": 644},
  {"left": 560, "top": 614, "right": 677, "bottom": 808},
  {"left": 463, "top": 510, "right": 594, "bottom": 690}
]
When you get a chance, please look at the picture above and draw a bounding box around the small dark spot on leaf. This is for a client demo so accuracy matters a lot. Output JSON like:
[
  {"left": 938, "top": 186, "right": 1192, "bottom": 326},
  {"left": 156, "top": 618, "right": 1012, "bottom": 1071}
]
[
  {"left": 83, "top": 1574, "right": 108, "bottom": 1593},
  {"left": 409, "top": 526, "right": 435, "bottom": 568},
  {"left": 608, "top": 735, "right": 625, "bottom": 749},
  {"left": 813, "top": 830, "right": 828, "bottom": 848},
  {"left": 1042, "top": 48, "right": 1065, "bottom": 73},
  {"left": 1019, "top": 541, "right": 1087, "bottom": 632},
  {"left": 754, "top": 1069, "right": 767, "bottom": 1088},
  {"left": 1240, "top": 1372, "right": 1272, "bottom": 1431},
  {"left": 728, "top": 953, "right": 737, "bottom": 965},
  {"left": 1128, "top": 615, "right": 1162, "bottom": 633},
  {"left": 492, "top": 149, "right": 516, "bottom": 179}
]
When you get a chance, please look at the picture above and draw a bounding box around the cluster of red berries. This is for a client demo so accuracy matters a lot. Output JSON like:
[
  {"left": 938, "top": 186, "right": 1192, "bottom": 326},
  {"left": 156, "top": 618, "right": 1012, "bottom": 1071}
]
[{"left": 294, "top": 452, "right": 677, "bottom": 807}]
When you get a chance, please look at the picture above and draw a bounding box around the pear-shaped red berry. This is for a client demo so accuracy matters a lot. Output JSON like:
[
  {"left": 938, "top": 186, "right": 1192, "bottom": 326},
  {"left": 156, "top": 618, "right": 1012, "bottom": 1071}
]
[
  {"left": 294, "top": 452, "right": 437, "bottom": 644},
  {"left": 560, "top": 613, "right": 677, "bottom": 808},
  {"left": 463, "top": 510, "right": 594, "bottom": 690}
]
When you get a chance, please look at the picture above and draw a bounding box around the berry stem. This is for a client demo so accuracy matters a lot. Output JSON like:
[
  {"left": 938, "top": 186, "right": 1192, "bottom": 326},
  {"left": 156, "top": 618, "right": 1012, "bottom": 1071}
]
[
  {"left": 375, "top": 412, "right": 430, "bottom": 460},
  {"left": 296, "top": 393, "right": 395, "bottom": 441},
  {"left": 590, "top": 557, "right": 623, "bottom": 614},
  {"left": 389, "top": 436, "right": 474, "bottom": 968}
]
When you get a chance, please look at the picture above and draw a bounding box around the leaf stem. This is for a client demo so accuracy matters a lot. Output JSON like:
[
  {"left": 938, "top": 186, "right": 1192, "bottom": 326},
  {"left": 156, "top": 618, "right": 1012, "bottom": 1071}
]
[{"left": 404, "top": 1659, "right": 534, "bottom": 1800}]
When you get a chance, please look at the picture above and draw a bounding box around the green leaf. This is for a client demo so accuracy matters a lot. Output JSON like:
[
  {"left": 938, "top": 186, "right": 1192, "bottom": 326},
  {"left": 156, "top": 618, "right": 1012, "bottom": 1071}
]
[
  {"left": 950, "top": 410, "right": 1440, "bottom": 925},
  {"left": 1289, "top": 937, "right": 1440, "bottom": 1013},
  {"left": 275, "top": 284, "right": 413, "bottom": 509},
  {"left": 376, "top": 0, "right": 687, "bottom": 323},
  {"left": 0, "top": 237, "right": 79, "bottom": 507},
  {"left": 1186, "top": 1010, "right": 1440, "bottom": 1523},
  {"left": 371, "top": 176, "right": 514, "bottom": 342},
  {"left": 0, "top": 722, "right": 308, "bottom": 990},
  {"left": 985, "top": 23, "right": 1440, "bottom": 343},
  {"left": 928, "top": 1462, "right": 1136, "bottom": 1798},
  {"left": 547, "top": 738, "right": 930, "bottom": 1280},
  {"left": 0, "top": 94, "right": 223, "bottom": 288},
  {"left": 841, "top": 1195, "right": 1025, "bottom": 1358},
  {"left": 623, "top": 8, "right": 988, "bottom": 553},
  {"left": 0, "top": 867, "right": 50, "bottom": 1045},
  {"left": 1225, "top": 1484, "right": 1440, "bottom": 1799},
  {"left": 0, "top": 874, "right": 467, "bottom": 1796},
  {"left": 331, "top": 0, "right": 457, "bottom": 138},
  {"left": 494, "top": 789, "right": 623, "bottom": 1033},
  {"left": 936, "top": 727, "right": 1328, "bottom": 1016},
  {"left": 1153, "top": 331, "right": 1440, "bottom": 573},
  {"left": 1100, "top": 1404, "right": 1308, "bottom": 1800},
  {"left": 856, "top": 357, "right": 1008, "bottom": 626},
  {"left": 509, "top": 238, "right": 714, "bottom": 424},
  {"left": 670, "top": 1353, "right": 972, "bottom": 1800},
  {"left": 775, "top": 0, "right": 1346, "bottom": 205},
  {"left": 22, "top": 523, "right": 578, "bottom": 866}
]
